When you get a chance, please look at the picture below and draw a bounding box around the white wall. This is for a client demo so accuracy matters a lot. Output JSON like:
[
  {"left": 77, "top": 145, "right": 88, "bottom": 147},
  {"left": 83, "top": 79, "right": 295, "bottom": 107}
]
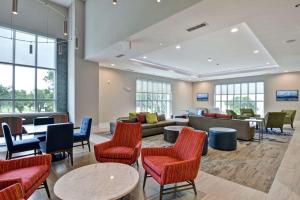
[
  {"left": 193, "top": 72, "right": 300, "bottom": 120},
  {"left": 99, "top": 67, "right": 193, "bottom": 122},
  {"left": 0, "top": 0, "right": 67, "bottom": 39}
]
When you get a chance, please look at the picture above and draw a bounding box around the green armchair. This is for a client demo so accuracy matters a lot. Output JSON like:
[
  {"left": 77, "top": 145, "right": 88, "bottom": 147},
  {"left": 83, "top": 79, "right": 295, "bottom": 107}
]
[
  {"left": 264, "top": 112, "right": 286, "bottom": 133},
  {"left": 240, "top": 108, "right": 260, "bottom": 118},
  {"left": 226, "top": 110, "right": 239, "bottom": 119},
  {"left": 282, "top": 110, "right": 296, "bottom": 129}
]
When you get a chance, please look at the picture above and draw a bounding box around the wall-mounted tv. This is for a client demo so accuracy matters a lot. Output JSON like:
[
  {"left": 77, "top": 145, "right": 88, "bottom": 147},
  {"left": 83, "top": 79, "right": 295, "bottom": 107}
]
[
  {"left": 197, "top": 93, "right": 209, "bottom": 101},
  {"left": 276, "top": 90, "right": 299, "bottom": 101}
]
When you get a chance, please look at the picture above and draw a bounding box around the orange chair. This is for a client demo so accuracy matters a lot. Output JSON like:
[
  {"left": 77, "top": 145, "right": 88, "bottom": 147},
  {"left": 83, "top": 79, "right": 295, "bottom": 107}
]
[
  {"left": 94, "top": 122, "right": 141, "bottom": 166},
  {"left": 141, "top": 128, "right": 206, "bottom": 200},
  {"left": 0, "top": 117, "right": 23, "bottom": 140},
  {"left": 0, "top": 183, "right": 25, "bottom": 200},
  {"left": 0, "top": 154, "right": 51, "bottom": 199},
  {"left": 49, "top": 113, "right": 69, "bottom": 124}
]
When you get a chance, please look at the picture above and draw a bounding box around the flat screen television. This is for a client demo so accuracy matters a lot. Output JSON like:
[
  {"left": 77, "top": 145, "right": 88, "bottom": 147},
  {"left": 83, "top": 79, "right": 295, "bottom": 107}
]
[
  {"left": 276, "top": 90, "right": 299, "bottom": 101},
  {"left": 197, "top": 93, "right": 209, "bottom": 101}
]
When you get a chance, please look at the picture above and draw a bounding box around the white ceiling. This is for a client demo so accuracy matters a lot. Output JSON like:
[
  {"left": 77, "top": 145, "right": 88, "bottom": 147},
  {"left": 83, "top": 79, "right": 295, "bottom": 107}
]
[
  {"left": 89, "top": 0, "right": 300, "bottom": 81},
  {"left": 48, "top": 0, "right": 72, "bottom": 7}
]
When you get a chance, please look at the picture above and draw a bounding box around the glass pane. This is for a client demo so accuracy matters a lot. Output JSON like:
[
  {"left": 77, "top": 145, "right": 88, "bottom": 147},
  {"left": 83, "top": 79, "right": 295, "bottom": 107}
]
[
  {"left": 0, "top": 27, "right": 13, "bottom": 63},
  {"left": 37, "top": 36, "right": 56, "bottom": 68},
  {"left": 157, "top": 83, "right": 162, "bottom": 93},
  {"left": 228, "top": 95, "right": 234, "bottom": 101},
  {"left": 15, "top": 31, "right": 36, "bottom": 66},
  {"left": 221, "top": 95, "right": 227, "bottom": 101},
  {"left": 37, "top": 101, "right": 55, "bottom": 112},
  {"left": 37, "top": 69, "right": 55, "bottom": 99},
  {"left": 257, "top": 94, "right": 264, "bottom": 101},
  {"left": 136, "top": 101, "right": 141, "bottom": 112},
  {"left": 166, "top": 84, "right": 171, "bottom": 93},
  {"left": 256, "top": 102, "right": 264, "bottom": 117},
  {"left": 249, "top": 94, "right": 256, "bottom": 101},
  {"left": 215, "top": 102, "right": 221, "bottom": 110},
  {"left": 0, "top": 64, "right": 13, "bottom": 99},
  {"left": 15, "top": 101, "right": 35, "bottom": 113},
  {"left": 136, "top": 80, "right": 141, "bottom": 92},
  {"left": 241, "top": 95, "right": 249, "bottom": 101},
  {"left": 241, "top": 83, "right": 248, "bottom": 94},
  {"left": 257, "top": 82, "right": 264, "bottom": 93},
  {"left": 215, "top": 95, "right": 221, "bottom": 101},
  {"left": 15, "top": 66, "right": 35, "bottom": 99},
  {"left": 233, "top": 102, "right": 240, "bottom": 114},
  {"left": 221, "top": 85, "right": 227, "bottom": 94},
  {"left": 227, "top": 101, "right": 234, "bottom": 110},
  {"left": 228, "top": 84, "right": 234, "bottom": 94},
  {"left": 234, "top": 84, "right": 241, "bottom": 94},
  {"left": 241, "top": 101, "right": 248, "bottom": 108},
  {"left": 147, "top": 81, "right": 152, "bottom": 93},
  {"left": 249, "top": 83, "right": 256, "bottom": 94},
  {"left": 0, "top": 101, "right": 13, "bottom": 113},
  {"left": 216, "top": 85, "right": 221, "bottom": 94},
  {"left": 234, "top": 95, "right": 241, "bottom": 101},
  {"left": 221, "top": 101, "right": 227, "bottom": 112}
]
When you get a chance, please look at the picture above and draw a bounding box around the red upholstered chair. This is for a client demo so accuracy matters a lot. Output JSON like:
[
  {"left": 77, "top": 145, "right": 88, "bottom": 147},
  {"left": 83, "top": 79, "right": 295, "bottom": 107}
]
[
  {"left": 0, "top": 183, "right": 25, "bottom": 200},
  {"left": 141, "top": 128, "right": 206, "bottom": 200},
  {"left": 94, "top": 122, "right": 141, "bottom": 166},
  {"left": 0, "top": 154, "right": 52, "bottom": 199}
]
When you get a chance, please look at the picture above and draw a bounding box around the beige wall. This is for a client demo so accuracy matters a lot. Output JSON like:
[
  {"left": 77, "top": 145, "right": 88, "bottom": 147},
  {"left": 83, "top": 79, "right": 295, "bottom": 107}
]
[
  {"left": 99, "top": 67, "right": 193, "bottom": 122},
  {"left": 192, "top": 72, "right": 300, "bottom": 120}
]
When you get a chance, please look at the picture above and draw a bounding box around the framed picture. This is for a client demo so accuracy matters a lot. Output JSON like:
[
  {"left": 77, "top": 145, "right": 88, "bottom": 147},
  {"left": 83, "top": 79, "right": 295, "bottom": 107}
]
[
  {"left": 276, "top": 90, "right": 299, "bottom": 101},
  {"left": 197, "top": 93, "right": 209, "bottom": 101}
]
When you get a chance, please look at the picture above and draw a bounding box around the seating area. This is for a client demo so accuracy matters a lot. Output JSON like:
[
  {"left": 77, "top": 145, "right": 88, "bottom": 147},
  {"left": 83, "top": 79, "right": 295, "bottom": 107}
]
[{"left": 0, "top": 0, "right": 300, "bottom": 200}]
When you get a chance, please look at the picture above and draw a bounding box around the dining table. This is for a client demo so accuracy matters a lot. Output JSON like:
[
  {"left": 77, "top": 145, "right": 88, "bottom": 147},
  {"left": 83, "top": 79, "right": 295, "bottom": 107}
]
[{"left": 23, "top": 124, "right": 48, "bottom": 135}]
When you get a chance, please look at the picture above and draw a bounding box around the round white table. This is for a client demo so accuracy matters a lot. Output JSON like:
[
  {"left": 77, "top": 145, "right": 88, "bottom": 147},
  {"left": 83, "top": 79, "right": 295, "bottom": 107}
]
[{"left": 54, "top": 163, "right": 139, "bottom": 200}]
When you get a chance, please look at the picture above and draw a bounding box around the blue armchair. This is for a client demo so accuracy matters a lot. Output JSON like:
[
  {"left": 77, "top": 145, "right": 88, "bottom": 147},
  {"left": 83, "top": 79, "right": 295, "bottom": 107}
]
[
  {"left": 39, "top": 123, "right": 74, "bottom": 165},
  {"left": 73, "top": 117, "right": 92, "bottom": 152},
  {"left": 1, "top": 123, "right": 40, "bottom": 160}
]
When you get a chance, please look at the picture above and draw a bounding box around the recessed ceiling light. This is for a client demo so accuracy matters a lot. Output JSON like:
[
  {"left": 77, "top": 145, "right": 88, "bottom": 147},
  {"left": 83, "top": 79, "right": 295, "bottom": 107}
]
[
  {"left": 253, "top": 50, "right": 260, "bottom": 54},
  {"left": 112, "top": 0, "right": 117, "bottom": 5},
  {"left": 156, "top": 0, "right": 161, "bottom": 3},
  {"left": 159, "top": 43, "right": 163, "bottom": 46},
  {"left": 175, "top": 45, "right": 181, "bottom": 49},
  {"left": 143, "top": 56, "right": 147, "bottom": 59},
  {"left": 110, "top": 64, "right": 115, "bottom": 67},
  {"left": 231, "top": 28, "right": 239, "bottom": 33},
  {"left": 208, "top": 58, "right": 213, "bottom": 62}
]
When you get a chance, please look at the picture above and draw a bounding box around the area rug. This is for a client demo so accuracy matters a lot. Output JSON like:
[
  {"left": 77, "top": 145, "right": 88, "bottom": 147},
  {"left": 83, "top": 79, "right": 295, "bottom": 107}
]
[{"left": 142, "top": 128, "right": 293, "bottom": 193}]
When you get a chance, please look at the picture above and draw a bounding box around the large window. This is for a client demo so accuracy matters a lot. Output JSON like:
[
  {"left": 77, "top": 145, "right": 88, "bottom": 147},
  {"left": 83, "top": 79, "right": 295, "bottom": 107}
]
[
  {"left": 215, "top": 82, "right": 264, "bottom": 116},
  {"left": 136, "top": 80, "right": 172, "bottom": 117},
  {"left": 0, "top": 26, "right": 56, "bottom": 113}
]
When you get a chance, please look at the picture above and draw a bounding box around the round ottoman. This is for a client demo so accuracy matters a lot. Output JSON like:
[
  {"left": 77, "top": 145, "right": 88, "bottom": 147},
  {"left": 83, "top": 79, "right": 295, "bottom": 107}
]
[{"left": 209, "top": 127, "right": 237, "bottom": 151}]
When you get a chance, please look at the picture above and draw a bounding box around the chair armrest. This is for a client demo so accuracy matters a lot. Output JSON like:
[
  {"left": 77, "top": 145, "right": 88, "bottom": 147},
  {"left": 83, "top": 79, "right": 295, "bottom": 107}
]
[
  {"left": 0, "top": 154, "right": 51, "bottom": 174},
  {"left": 0, "top": 183, "right": 24, "bottom": 199},
  {"left": 74, "top": 127, "right": 80, "bottom": 130},
  {"left": 94, "top": 141, "right": 115, "bottom": 160},
  {"left": 0, "top": 178, "right": 22, "bottom": 190},
  {"left": 141, "top": 147, "right": 175, "bottom": 162},
  {"left": 132, "top": 141, "right": 142, "bottom": 159},
  {"left": 161, "top": 158, "right": 200, "bottom": 184}
]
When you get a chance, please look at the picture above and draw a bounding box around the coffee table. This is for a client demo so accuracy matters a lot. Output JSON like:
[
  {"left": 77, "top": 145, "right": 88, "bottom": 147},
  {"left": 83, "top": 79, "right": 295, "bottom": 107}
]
[
  {"left": 164, "top": 126, "right": 190, "bottom": 143},
  {"left": 54, "top": 163, "right": 139, "bottom": 200}
]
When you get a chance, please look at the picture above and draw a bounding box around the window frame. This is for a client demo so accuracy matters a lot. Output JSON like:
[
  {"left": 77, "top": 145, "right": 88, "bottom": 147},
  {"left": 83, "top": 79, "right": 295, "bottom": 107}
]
[
  {"left": 0, "top": 26, "right": 57, "bottom": 113},
  {"left": 136, "top": 79, "right": 172, "bottom": 117}
]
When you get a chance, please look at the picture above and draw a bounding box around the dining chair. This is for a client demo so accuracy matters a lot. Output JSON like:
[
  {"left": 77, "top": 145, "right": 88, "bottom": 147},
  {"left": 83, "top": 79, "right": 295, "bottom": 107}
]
[
  {"left": 1, "top": 123, "right": 40, "bottom": 160},
  {"left": 0, "top": 117, "right": 23, "bottom": 140},
  {"left": 49, "top": 114, "right": 69, "bottom": 124},
  {"left": 73, "top": 117, "right": 92, "bottom": 152},
  {"left": 33, "top": 117, "right": 54, "bottom": 125},
  {"left": 39, "top": 123, "right": 74, "bottom": 165}
]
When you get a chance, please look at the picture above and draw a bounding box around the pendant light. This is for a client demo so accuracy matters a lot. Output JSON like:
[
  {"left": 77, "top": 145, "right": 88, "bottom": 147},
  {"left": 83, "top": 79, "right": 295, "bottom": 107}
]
[{"left": 12, "top": 0, "right": 18, "bottom": 15}]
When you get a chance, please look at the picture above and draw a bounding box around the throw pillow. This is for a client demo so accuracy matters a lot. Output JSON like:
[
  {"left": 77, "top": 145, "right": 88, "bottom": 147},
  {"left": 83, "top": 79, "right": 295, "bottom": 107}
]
[
  {"left": 137, "top": 114, "right": 146, "bottom": 123},
  {"left": 129, "top": 112, "right": 137, "bottom": 119},
  {"left": 203, "top": 113, "right": 217, "bottom": 118},
  {"left": 146, "top": 113, "right": 158, "bottom": 124}
]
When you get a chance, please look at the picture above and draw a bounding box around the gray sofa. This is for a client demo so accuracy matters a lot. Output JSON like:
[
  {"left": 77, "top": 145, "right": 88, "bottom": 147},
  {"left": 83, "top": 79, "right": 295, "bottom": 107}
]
[
  {"left": 188, "top": 116, "right": 255, "bottom": 141},
  {"left": 110, "top": 118, "right": 177, "bottom": 137}
]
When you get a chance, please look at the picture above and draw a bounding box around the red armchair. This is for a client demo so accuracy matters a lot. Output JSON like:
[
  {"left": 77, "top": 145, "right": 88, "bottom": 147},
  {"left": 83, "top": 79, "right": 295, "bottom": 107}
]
[
  {"left": 141, "top": 128, "right": 206, "bottom": 200},
  {"left": 94, "top": 122, "right": 141, "bottom": 166},
  {"left": 0, "top": 154, "right": 52, "bottom": 199},
  {"left": 0, "top": 183, "right": 25, "bottom": 200}
]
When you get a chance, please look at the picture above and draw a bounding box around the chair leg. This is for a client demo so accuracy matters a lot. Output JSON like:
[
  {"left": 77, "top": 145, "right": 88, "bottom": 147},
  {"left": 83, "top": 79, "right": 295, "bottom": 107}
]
[
  {"left": 70, "top": 149, "right": 73, "bottom": 166},
  {"left": 291, "top": 123, "right": 294, "bottom": 129},
  {"left": 81, "top": 141, "right": 84, "bottom": 149},
  {"left": 34, "top": 149, "right": 36, "bottom": 156},
  {"left": 43, "top": 181, "right": 51, "bottom": 199},
  {"left": 280, "top": 128, "right": 283, "bottom": 133},
  {"left": 13, "top": 136, "right": 16, "bottom": 141},
  {"left": 191, "top": 180, "right": 197, "bottom": 195},
  {"left": 136, "top": 160, "right": 139, "bottom": 168},
  {"left": 159, "top": 185, "right": 164, "bottom": 200},
  {"left": 8, "top": 152, "right": 12, "bottom": 160},
  {"left": 5, "top": 151, "right": 8, "bottom": 160},
  {"left": 143, "top": 171, "right": 147, "bottom": 189},
  {"left": 87, "top": 140, "right": 91, "bottom": 152}
]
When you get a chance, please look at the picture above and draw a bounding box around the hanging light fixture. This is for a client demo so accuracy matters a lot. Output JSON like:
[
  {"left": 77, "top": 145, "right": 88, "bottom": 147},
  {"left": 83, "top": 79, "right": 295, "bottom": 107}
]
[
  {"left": 12, "top": 0, "right": 18, "bottom": 15},
  {"left": 63, "top": 18, "right": 68, "bottom": 36},
  {"left": 112, "top": 0, "right": 117, "bottom": 6}
]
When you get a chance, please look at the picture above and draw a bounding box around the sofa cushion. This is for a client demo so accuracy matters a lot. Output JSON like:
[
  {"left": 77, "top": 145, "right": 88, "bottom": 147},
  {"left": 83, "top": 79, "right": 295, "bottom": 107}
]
[
  {"left": 203, "top": 113, "right": 217, "bottom": 118},
  {"left": 144, "top": 156, "right": 180, "bottom": 175},
  {"left": 142, "top": 120, "right": 176, "bottom": 129},
  {"left": 129, "top": 112, "right": 137, "bottom": 118},
  {"left": 157, "top": 114, "right": 166, "bottom": 121},
  {"left": 146, "top": 113, "right": 158, "bottom": 124},
  {"left": 0, "top": 165, "right": 48, "bottom": 191},
  {"left": 101, "top": 146, "right": 134, "bottom": 159},
  {"left": 137, "top": 114, "right": 146, "bottom": 123},
  {"left": 216, "top": 113, "right": 232, "bottom": 119}
]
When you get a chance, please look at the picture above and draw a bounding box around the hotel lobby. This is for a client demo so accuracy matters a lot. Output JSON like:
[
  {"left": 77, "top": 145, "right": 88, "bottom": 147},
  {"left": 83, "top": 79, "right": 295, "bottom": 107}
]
[{"left": 0, "top": 0, "right": 300, "bottom": 200}]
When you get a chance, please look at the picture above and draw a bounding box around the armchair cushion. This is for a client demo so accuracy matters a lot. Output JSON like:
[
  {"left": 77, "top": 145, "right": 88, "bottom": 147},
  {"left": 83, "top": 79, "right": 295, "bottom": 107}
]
[
  {"left": 0, "top": 183, "right": 25, "bottom": 200},
  {"left": 12, "top": 139, "right": 40, "bottom": 152},
  {"left": 73, "top": 132, "right": 87, "bottom": 141},
  {"left": 101, "top": 146, "right": 134, "bottom": 159},
  {"left": 144, "top": 156, "right": 180, "bottom": 176},
  {"left": 0, "top": 165, "right": 48, "bottom": 191}
]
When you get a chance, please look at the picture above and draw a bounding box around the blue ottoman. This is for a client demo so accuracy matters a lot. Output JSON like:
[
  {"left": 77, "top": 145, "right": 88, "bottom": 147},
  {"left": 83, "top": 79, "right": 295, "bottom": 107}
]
[{"left": 209, "top": 127, "right": 237, "bottom": 151}]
